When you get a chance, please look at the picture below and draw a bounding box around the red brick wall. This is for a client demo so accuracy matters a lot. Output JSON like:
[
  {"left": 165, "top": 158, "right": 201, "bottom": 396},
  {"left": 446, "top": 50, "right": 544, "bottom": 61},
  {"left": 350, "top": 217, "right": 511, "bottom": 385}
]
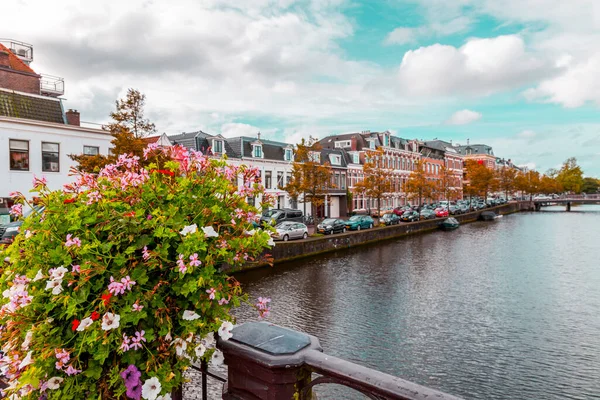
[{"left": 0, "top": 68, "right": 40, "bottom": 95}]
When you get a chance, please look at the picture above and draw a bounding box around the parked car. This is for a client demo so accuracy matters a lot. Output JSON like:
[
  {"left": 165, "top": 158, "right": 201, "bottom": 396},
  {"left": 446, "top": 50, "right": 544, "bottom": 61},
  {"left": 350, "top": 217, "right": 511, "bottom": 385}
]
[
  {"left": 435, "top": 207, "right": 449, "bottom": 218},
  {"left": 459, "top": 204, "right": 470, "bottom": 213},
  {"left": 0, "top": 206, "right": 45, "bottom": 245},
  {"left": 420, "top": 209, "right": 436, "bottom": 220},
  {"left": 448, "top": 205, "right": 462, "bottom": 215},
  {"left": 345, "top": 215, "right": 375, "bottom": 231},
  {"left": 381, "top": 213, "right": 400, "bottom": 226},
  {"left": 316, "top": 218, "right": 347, "bottom": 234},
  {"left": 260, "top": 209, "right": 304, "bottom": 226},
  {"left": 400, "top": 211, "right": 420, "bottom": 222},
  {"left": 272, "top": 221, "right": 308, "bottom": 241}
]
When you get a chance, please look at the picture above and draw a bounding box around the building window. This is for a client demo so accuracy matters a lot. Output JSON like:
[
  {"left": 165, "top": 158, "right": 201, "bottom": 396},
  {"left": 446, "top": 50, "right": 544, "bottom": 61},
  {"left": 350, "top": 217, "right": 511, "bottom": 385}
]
[
  {"left": 334, "top": 140, "right": 351, "bottom": 148},
  {"left": 247, "top": 197, "right": 255, "bottom": 207},
  {"left": 42, "top": 142, "right": 60, "bottom": 172},
  {"left": 341, "top": 173, "right": 346, "bottom": 189},
  {"left": 330, "top": 154, "right": 341, "bottom": 165},
  {"left": 352, "top": 153, "right": 359, "bottom": 164},
  {"left": 334, "top": 173, "right": 340, "bottom": 188},
  {"left": 9, "top": 140, "right": 29, "bottom": 171},
  {"left": 309, "top": 152, "right": 320, "bottom": 163},
  {"left": 284, "top": 148, "right": 293, "bottom": 161},
  {"left": 277, "top": 171, "right": 284, "bottom": 188},
  {"left": 253, "top": 145, "right": 263, "bottom": 158},
  {"left": 265, "top": 171, "right": 272, "bottom": 189},
  {"left": 83, "top": 145, "right": 99, "bottom": 156},
  {"left": 369, "top": 140, "right": 375, "bottom": 149},
  {"left": 213, "top": 140, "right": 223, "bottom": 153}
]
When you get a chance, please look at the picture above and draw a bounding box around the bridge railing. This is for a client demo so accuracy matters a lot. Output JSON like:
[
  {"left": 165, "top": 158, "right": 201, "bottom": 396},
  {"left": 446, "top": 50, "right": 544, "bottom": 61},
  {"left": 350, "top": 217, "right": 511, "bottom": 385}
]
[{"left": 217, "top": 322, "right": 463, "bottom": 400}]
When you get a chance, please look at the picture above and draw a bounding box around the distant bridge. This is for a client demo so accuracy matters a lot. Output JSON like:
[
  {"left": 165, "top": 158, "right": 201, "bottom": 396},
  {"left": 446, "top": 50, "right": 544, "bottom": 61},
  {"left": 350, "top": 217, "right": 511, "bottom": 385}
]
[{"left": 533, "top": 194, "right": 600, "bottom": 211}]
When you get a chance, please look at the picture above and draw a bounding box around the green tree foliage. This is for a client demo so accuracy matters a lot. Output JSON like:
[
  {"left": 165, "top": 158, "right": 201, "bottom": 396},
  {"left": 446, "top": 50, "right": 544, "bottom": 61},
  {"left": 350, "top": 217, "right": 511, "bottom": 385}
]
[
  {"left": 582, "top": 177, "right": 600, "bottom": 194},
  {"left": 556, "top": 157, "right": 584, "bottom": 194}
]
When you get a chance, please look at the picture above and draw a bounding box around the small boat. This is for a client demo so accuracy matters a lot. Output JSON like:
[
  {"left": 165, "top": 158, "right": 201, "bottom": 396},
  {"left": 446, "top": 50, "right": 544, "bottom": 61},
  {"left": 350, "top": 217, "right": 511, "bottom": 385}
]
[
  {"left": 479, "top": 211, "right": 498, "bottom": 221},
  {"left": 440, "top": 217, "right": 460, "bottom": 231}
]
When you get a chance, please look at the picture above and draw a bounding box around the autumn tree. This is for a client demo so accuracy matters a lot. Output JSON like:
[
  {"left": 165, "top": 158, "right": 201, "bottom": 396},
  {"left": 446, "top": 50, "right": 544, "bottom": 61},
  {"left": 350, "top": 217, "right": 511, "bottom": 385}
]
[
  {"left": 283, "top": 137, "right": 332, "bottom": 223},
  {"left": 69, "top": 89, "right": 156, "bottom": 173},
  {"left": 557, "top": 157, "right": 584, "bottom": 194},
  {"left": 496, "top": 167, "right": 517, "bottom": 199},
  {"left": 515, "top": 170, "right": 541, "bottom": 200},
  {"left": 436, "top": 165, "right": 460, "bottom": 203},
  {"left": 539, "top": 174, "right": 562, "bottom": 195},
  {"left": 464, "top": 159, "right": 497, "bottom": 200},
  {"left": 353, "top": 148, "right": 394, "bottom": 217},
  {"left": 405, "top": 159, "right": 435, "bottom": 207}
]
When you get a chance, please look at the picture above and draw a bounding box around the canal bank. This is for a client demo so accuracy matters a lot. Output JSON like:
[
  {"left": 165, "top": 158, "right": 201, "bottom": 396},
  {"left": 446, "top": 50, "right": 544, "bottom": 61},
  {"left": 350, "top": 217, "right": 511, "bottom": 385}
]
[{"left": 234, "top": 202, "right": 530, "bottom": 271}]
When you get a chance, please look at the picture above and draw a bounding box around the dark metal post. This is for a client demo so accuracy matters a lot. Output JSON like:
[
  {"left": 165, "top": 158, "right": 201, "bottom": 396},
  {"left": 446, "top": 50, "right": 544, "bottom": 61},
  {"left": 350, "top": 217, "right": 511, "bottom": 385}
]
[{"left": 201, "top": 359, "right": 208, "bottom": 400}]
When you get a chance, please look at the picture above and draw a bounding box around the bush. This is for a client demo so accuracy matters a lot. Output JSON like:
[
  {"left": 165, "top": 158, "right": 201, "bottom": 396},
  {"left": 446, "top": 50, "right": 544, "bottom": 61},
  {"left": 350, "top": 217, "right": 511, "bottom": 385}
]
[{"left": 0, "top": 145, "right": 274, "bottom": 399}]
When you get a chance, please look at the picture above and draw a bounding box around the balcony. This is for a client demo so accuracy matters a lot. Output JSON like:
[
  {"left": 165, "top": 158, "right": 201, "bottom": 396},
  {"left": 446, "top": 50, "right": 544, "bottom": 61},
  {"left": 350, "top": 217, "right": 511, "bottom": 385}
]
[
  {"left": 40, "top": 74, "right": 65, "bottom": 97},
  {"left": 0, "top": 39, "right": 33, "bottom": 64}
]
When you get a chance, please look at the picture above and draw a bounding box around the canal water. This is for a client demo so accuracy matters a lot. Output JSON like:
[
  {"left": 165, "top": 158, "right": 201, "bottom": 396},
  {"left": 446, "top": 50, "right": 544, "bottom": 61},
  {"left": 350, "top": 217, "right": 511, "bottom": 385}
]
[{"left": 234, "top": 205, "right": 600, "bottom": 400}]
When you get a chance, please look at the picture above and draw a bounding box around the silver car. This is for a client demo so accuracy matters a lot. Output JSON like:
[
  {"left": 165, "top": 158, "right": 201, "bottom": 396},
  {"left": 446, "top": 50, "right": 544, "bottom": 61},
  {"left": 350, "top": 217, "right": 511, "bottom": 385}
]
[{"left": 273, "top": 222, "right": 308, "bottom": 241}]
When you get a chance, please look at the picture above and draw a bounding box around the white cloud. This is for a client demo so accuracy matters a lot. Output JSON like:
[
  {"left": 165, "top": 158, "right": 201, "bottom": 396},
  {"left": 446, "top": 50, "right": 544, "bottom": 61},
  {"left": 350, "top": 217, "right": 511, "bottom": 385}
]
[
  {"left": 385, "top": 28, "right": 418, "bottom": 45},
  {"left": 445, "top": 109, "right": 482, "bottom": 125},
  {"left": 384, "top": 16, "right": 471, "bottom": 46},
  {"left": 396, "top": 35, "right": 554, "bottom": 97},
  {"left": 220, "top": 123, "right": 261, "bottom": 138},
  {"left": 516, "top": 130, "right": 536, "bottom": 139}
]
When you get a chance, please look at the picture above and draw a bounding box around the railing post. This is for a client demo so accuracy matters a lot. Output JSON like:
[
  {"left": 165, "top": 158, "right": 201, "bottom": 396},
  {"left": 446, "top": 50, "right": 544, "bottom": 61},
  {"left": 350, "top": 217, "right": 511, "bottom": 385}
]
[{"left": 218, "top": 322, "right": 322, "bottom": 400}]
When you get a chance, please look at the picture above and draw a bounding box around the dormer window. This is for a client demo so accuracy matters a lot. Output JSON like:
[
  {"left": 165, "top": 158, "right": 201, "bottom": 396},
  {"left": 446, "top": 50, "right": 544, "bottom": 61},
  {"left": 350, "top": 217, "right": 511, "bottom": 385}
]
[
  {"left": 212, "top": 139, "right": 224, "bottom": 154},
  {"left": 253, "top": 144, "right": 263, "bottom": 158},
  {"left": 329, "top": 154, "right": 341, "bottom": 165},
  {"left": 352, "top": 153, "right": 359, "bottom": 164},
  {"left": 369, "top": 140, "right": 375, "bottom": 150},
  {"left": 284, "top": 148, "right": 293, "bottom": 161},
  {"left": 383, "top": 134, "right": 390, "bottom": 147},
  {"left": 309, "top": 151, "right": 320, "bottom": 163}
]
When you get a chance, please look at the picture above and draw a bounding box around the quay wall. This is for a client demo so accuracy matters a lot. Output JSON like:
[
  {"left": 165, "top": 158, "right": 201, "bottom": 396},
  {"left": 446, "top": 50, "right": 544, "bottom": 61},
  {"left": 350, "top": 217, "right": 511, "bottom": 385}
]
[{"left": 234, "top": 202, "right": 532, "bottom": 272}]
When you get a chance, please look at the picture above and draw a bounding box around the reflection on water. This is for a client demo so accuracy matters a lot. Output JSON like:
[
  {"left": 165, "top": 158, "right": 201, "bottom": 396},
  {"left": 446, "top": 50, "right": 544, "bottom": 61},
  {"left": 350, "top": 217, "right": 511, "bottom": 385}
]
[{"left": 234, "top": 205, "right": 600, "bottom": 400}]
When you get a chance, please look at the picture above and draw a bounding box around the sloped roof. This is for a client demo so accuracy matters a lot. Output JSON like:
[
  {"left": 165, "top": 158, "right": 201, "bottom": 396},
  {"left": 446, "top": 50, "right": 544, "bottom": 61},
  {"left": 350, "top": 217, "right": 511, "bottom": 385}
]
[
  {"left": 230, "top": 136, "right": 291, "bottom": 160},
  {"left": 168, "top": 131, "right": 235, "bottom": 155},
  {"left": 0, "top": 43, "right": 37, "bottom": 75},
  {"left": 321, "top": 148, "right": 348, "bottom": 168},
  {"left": 0, "top": 89, "right": 64, "bottom": 123},
  {"left": 455, "top": 144, "right": 494, "bottom": 156}
]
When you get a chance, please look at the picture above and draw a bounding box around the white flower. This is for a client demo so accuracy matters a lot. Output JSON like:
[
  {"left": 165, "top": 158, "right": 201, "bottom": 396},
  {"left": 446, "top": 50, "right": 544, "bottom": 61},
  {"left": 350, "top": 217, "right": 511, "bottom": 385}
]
[
  {"left": 182, "top": 310, "right": 200, "bottom": 321},
  {"left": 24, "top": 230, "right": 33, "bottom": 239},
  {"left": 172, "top": 338, "right": 187, "bottom": 357},
  {"left": 267, "top": 237, "right": 276, "bottom": 247},
  {"left": 218, "top": 321, "right": 234, "bottom": 341},
  {"left": 164, "top": 332, "right": 172, "bottom": 342},
  {"left": 194, "top": 343, "right": 206, "bottom": 359},
  {"left": 21, "top": 330, "right": 33, "bottom": 350},
  {"left": 156, "top": 394, "right": 172, "bottom": 400},
  {"left": 77, "top": 317, "right": 93, "bottom": 332},
  {"left": 101, "top": 313, "right": 120, "bottom": 331},
  {"left": 33, "top": 269, "right": 44, "bottom": 282},
  {"left": 46, "top": 376, "right": 63, "bottom": 390},
  {"left": 202, "top": 226, "right": 219, "bottom": 238},
  {"left": 18, "top": 351, "right": 33, "bottom": 370},
  {"left": 45, "top": 279, "right": 63, "bottom": 295},
  {"left": 245, "top": 229, "right": 256, "bottom": 236},
  {"left": 202, "top": 332, "right": 216, "bottom": 348},
  {"left": 210, "top": 350, "right": 224, "bottom": 366},
  {"left": 141, "top": 377, "right": 162, "bottom": 400},
  {"left": 49, "top": 266, "right": 68, "bottom": 281},
  {"left": 179, "top": 224, "right": 197, "bottom": 236}
]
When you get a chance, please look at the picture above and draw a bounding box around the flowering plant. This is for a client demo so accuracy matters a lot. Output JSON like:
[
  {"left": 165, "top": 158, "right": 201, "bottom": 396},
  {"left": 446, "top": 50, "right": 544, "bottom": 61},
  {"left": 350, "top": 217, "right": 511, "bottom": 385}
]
[{"left": 0, "top": 144, "right": 274, "bottom": 399}]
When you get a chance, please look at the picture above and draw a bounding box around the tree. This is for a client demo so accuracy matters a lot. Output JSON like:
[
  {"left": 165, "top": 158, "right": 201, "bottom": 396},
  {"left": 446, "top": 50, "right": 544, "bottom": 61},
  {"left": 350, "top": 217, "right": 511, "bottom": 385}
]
[
  {"left": 69, "top": 89, "right": 156, "bottom": 173},
  {"left": 405, "top": 160, "right": 435, "bottom": 206},
  {"left": 496, "top": 167, "right": 517, "bottom": 199},
  {"left": 582, "top": 177, "right": 600, "bottom": 194},
  {"left": 515, "top": 170, "right": 541, "bottom": 200},
  {"left": 436, "top": 165, "right": 460, "bottom": 203},
  {"left": 284, "top": 137, "right": 332, "bottom": 222},
  {"left": 353, "top": 148, "right": 394, "bottom": 217},
  {"left": 464, "top": 159, "right": 497, "bottom": 200},
  {"left": 540, "top": 174, "right": 562, "bottom": 195},
  {"left": 557, "top": 157, "right": 584, "bottom": 193}
]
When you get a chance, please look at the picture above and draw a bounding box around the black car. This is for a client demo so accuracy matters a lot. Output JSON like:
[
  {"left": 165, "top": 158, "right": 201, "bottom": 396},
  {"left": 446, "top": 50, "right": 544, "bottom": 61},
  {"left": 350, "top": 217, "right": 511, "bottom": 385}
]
[
  {"left": 449, "top": 205, "right": 462, "bottom": 215},
  {"left": 381, "top": 213, "right": 400, "bottom": 226},
  {"left": 400, "top": 210, "right": 420, "bottom": 222},
  {"left": 316, "top": 218, "right": 347, "bottom": 234},
  {"left": 420, "top": 209, "right": 436, "bottom": 220}
]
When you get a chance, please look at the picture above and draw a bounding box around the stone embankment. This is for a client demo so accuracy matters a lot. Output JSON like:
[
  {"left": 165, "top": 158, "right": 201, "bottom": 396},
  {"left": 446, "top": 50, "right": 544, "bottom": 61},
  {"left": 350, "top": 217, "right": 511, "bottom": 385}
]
[{"left": 234, "top": 202, "right": 532, "bottom": 272}]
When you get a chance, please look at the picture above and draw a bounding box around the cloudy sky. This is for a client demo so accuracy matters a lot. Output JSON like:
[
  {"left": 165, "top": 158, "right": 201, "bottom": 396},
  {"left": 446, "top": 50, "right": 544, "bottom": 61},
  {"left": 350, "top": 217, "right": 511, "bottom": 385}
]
[{"left": 5, "top": 0, "right": 600, "bottom": 175}]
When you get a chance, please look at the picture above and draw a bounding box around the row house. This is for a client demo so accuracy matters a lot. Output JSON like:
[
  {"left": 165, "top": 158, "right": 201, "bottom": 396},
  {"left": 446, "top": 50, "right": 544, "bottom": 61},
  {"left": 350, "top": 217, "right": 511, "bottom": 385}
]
[
  {"left": 0, "top": 39, "right": 111, "bottom": 214},
  {"left": 455, "top": 141, "right": 496, "bottom": 169},
  {"left": 422, "top": 140, "right": 464, "bottom": 200},
  {"left": 319, "top": 131, "right": 421, "bottom": 212}
]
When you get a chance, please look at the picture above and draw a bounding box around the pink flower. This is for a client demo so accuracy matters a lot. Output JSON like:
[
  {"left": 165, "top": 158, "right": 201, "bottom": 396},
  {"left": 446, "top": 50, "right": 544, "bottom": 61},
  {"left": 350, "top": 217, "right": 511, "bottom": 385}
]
[
  {"left": 32, "top": 174, "right": 47, "bottom": 187},
  {"left": 55, "top": 349, "right": 70, "bottom": 365},
  {"left": 206, "top": 288, "right": 216, "bottom": 300},
  {"left": 65, "top": 365, "right": 82, "bottom": 376},
  {"left": 234, "top": 208, "right": 245, "bottom": 219},
  {"left": 218, "top": 298, "right": 229, "bottom": 305},
  {"left": 71, "top": 264, "right": 80, "bottom": 273},
  {"left": 129, "top": 330, "right": 146, "bottom": 351},
  {"left": 120, "top": 334, "right": 131, "bottom": 352},
  {"left": 177, "top": 254, "right": 187, "bottom": 273},
  {"left": 108, "top": 277, "right": 125, "bottom": 296},
  {"left": 142, "top": 246, "right": 150, "bottom": 261},
  {"left": 189, "top": 253, "right": 201, "bottom": 267},
  {"left": 65, "top": 234, "right": 81, "bottom": 248},
  {"left": 86, "top": 191, "right": 102, "bottom": 205},
  {"left": 257, "top": 297, "right": 272, "bottom": 319},
  {"left": 132, "top": 303, "right": 144, "bottom": 312},
  {"left": 9, "top": 204, "right": 22, "bottom": 217},
  {"left": 121, "top": 276, "right": 136, "bottom": 291}
]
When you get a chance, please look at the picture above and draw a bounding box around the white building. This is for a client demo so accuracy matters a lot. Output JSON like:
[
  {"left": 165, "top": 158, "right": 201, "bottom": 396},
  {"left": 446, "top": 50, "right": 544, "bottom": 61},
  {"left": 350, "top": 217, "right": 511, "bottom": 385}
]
[{"left": 0, "top": 115, "right": 111, "bottom": 197}]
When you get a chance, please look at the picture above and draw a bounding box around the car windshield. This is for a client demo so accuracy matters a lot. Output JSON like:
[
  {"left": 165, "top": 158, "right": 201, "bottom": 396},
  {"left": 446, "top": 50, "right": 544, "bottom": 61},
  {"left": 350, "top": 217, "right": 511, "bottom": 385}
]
[
  {"left": 322, "top": 219, "right": 336, "bottom": 224},
  {"left": 349, "top": 216, "right": 361, "bottom": 221},
  {"left": 276, "top": 222, "right": 294, "bottom": 229},
  {"left": 262, "top": 210, "right": 279, "bottom": 217}
]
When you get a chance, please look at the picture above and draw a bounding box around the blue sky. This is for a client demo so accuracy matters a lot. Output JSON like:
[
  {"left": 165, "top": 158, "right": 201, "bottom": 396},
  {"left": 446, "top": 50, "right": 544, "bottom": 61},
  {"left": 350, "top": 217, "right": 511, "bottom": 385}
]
[{"left": 6, "top": 0, "right": 600, "bottom": 176}]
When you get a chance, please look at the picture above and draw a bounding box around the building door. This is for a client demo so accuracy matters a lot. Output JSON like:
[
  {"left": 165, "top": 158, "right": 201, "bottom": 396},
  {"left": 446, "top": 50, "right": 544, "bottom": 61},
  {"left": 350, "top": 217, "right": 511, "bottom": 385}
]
[{"left": 278, "top": 196, "right": 285, "bottom": 209}]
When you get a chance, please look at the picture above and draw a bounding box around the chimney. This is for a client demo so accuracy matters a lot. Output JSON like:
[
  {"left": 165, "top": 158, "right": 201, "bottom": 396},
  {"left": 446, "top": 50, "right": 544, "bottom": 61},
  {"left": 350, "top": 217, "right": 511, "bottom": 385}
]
[
  {"left": 65, "top": 109, "right": 80, "bottom": 126},
  {"left": 351, "top": 136, "right": 357, "bottom": 151},
  {"left": 257, "top": 132, "right": 261, "bottom": 141},
  {"left": 467, "top": 138, "right": 470, "bottom": 145},
  {"left": 0, "top": 51, "right": 10, "bottom": 68}
]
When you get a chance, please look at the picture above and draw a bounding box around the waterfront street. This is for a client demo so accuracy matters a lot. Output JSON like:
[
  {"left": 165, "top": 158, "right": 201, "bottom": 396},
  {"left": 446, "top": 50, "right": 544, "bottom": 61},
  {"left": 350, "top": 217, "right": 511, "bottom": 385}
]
[{"left": 234, "top": 206, "right": 600, "bottom": 400}]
